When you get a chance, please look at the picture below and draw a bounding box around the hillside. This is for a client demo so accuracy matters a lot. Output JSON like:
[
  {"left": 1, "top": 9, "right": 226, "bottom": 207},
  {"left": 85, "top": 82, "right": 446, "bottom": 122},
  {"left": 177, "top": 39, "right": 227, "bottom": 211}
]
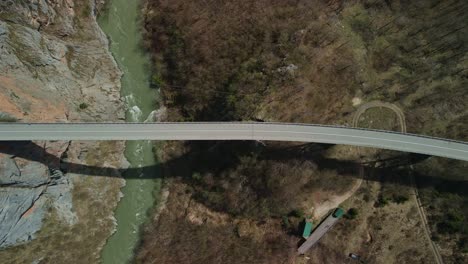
[{"left": 137, "top": 0, "right": 468, "bottom": 263}]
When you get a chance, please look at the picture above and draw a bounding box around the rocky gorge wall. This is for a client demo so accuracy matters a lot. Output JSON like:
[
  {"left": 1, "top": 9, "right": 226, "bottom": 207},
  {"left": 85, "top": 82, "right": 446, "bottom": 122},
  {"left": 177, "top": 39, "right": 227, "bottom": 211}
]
[{"left": 0, "top": 0, "right": 126, "bottom": 261}]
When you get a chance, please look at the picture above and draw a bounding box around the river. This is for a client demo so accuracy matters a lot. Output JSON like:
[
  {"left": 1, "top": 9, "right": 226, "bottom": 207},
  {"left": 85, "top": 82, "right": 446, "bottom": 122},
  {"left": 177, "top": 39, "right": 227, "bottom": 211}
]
[{"left": 98, "top": 0, "right": 161, "bottom": 263}]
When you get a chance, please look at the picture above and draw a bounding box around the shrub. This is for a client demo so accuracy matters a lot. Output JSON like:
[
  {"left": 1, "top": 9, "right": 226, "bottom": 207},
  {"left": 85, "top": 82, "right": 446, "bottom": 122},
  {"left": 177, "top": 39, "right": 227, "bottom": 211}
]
[
  {"left": 191, "top": 172, "right": 202, "bottom": 182},
  {"left": 81, "top": 4, "right": 92, "bottom": 18},
  {"left": 151, "top": 73, "right": 165, "bottom": 88},
  {"left": 79, "top": 103, "right": 89, "bottom": 110},
  {"left": 375, "top": 194, "right": 389, "bottom": 207},
  {"left": 459, "top": 238, "right": 468, "bottom": 253},
  {"left": 437, "top": 221, "right": 461, "bottom": 234},
  {"left": 0, "top": 112, "right": 17, "bottom": 122},
  {"left": 345, "top": 208, "right": 359, "bottom": 219},
  {"left": 289, "top": 209, "right": 304, "bottom": 218},
  {"left": 281, "top": 216, "right": 290, "bottom": 229},
  {"left": 363, "top": 194, "right": 370, "bottom": 202},
  {"left": 447, "top": 211, "right": 464, "bottom": 222},
  {"left": 393, "top": 194, "right": 409, "bottom": 204}
]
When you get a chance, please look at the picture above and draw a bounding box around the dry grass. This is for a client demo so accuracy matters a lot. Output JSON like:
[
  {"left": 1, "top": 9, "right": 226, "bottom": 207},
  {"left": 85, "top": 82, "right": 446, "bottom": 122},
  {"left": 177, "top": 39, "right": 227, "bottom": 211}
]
[
  {"left": 357, "top": 107, "right": 400, "bottom": 131},
  {"left": 304, "top": 180, "right": 433, "bottom": 264},
  {"left": 136, "top": 181, "right": 297, "bottom": 264}
]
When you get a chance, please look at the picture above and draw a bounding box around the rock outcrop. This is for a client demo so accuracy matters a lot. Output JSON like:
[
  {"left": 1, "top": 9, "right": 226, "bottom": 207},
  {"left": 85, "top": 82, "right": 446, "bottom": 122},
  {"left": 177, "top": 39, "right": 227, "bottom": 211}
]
[{"left": 0, "top": 0, "right": 126, "bottom": 250}]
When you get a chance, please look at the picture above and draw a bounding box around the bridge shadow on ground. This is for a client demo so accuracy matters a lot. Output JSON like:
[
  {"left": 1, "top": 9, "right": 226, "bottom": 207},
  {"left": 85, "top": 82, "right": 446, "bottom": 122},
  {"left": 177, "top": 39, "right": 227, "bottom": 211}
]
[
  {"left": 0, "top": 141, "right": 164, "bottom": 179},
  {"left": 262, "top": 143, "right": 468, "bottom": 197},
  {"left": 0, "top": 141, "right": 466, "bottom": 197}
]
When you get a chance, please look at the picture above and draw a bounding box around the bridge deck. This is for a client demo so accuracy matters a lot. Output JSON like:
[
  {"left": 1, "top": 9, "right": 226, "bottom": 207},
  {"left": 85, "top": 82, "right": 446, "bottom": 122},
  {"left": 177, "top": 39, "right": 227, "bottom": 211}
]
[{"left": 0, "top": 122, "right": 467, "bottom": 161}]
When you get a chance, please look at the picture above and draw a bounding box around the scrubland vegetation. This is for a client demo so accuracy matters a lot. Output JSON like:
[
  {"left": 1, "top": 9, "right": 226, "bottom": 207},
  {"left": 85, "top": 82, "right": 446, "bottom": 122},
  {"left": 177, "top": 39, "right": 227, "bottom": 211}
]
[
  {"left": 144, "top": 0, "right": 467, "bottom": 134},
  {"left": 139, "top": 0, "right": 468, "bottom": 262},
  {"left": 143, "top": 0, "right": 356, "bottom": 123},
  {"left": 136, "top": 182, "right": 295, "bottom": 264},
  {"left": 185, "top": 143, "right": 353, "bottom": 219},
  {"left": 415, "top": 157, "right": 468, "bottom": 261}
]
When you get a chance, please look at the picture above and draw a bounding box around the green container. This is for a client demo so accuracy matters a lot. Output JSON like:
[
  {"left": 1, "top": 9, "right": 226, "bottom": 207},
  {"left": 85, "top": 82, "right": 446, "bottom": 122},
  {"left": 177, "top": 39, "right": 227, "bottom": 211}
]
[
  {"left": 333, "top": 208, "right": 345, "bottom": 218},
  {"left": 302, "top": 221, "right": 313, "bottom": 238}
]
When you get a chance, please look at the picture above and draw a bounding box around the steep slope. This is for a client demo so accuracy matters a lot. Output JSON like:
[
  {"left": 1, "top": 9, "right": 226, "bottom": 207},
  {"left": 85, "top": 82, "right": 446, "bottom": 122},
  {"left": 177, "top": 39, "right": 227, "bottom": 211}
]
[
  {"left": 137, "top": 0, "right": 467, "bottom": 263},
  {"left": 0, "top": 1, "right": 127, "bottom": 263}
]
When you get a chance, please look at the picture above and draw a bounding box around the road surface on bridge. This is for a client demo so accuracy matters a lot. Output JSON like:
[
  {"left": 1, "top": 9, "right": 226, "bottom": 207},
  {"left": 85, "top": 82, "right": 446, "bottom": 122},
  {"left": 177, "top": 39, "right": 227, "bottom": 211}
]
[{"left": 0, "top": 122, "right": 467, "bottom": 161}]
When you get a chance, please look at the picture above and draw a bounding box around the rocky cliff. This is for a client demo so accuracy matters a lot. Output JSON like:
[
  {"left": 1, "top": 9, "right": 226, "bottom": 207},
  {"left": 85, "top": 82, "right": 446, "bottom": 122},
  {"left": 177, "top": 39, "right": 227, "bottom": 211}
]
[{"left": 0, "top": 0, "right": 126, "bottom": 260}]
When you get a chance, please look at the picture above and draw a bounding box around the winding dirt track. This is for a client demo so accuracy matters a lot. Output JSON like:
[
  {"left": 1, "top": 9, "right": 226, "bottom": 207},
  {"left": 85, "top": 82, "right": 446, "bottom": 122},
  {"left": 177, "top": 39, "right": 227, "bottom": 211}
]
[
  {"left": 353, "top": 101, "right": 443, "bottom": 264},
  {"left": 352, "top": 101, "right": 406, "bottom": 133}
]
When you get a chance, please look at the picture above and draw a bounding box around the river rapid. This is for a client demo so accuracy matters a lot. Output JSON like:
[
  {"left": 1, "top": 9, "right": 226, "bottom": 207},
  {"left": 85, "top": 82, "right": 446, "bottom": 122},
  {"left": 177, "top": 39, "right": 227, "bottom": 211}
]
[{"left": 98, "top": 0, "right": 161, "bottom": 263}]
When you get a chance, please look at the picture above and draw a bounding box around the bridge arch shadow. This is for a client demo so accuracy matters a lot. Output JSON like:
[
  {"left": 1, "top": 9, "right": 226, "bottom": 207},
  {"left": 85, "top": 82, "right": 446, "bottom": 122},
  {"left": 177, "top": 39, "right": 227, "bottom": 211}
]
[{"left": 0, "top": 141, "right": 466, "bottom": 197}]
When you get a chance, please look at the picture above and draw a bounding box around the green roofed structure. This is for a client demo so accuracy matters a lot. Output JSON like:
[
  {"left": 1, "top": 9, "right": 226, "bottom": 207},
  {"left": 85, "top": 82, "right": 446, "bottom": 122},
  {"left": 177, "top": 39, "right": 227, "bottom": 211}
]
[
  {"left": 332, "top": 208, "right": 345, "bottom": 218},
  {"left": 302, "top": 221, "right": 313, "bottom": 238},
  {"left": 298, "top": 208, "right": 344, "bottom": 254}
]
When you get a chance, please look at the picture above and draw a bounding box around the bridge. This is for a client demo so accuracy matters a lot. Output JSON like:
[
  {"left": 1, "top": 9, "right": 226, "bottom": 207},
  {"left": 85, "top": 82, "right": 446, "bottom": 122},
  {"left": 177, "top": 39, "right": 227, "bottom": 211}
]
[{"left": 0, "top": 122, "right": 467, "bottom": 161}]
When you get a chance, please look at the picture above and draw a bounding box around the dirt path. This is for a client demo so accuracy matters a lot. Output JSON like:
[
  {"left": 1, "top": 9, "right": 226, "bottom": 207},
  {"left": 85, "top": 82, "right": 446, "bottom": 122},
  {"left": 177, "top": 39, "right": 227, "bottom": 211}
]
[
  {"left": 411, "top": 170, "right": 444, "bottom": 264},
  {"left": 352, "top": 100, "right": 406, "bottom": 132},
  {"left": 313, "top": 168, "right": 363, "bottom": 218},
  {"left": 353, "top": 101, "right": 443, "bottom": 264}
]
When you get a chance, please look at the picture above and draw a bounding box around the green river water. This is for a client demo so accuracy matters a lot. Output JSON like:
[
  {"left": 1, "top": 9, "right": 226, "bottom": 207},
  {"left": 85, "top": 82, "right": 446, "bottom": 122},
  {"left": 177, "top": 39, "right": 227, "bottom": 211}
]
[{"left": 98, "top": 0, "right": 161, "bottom": 263}]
